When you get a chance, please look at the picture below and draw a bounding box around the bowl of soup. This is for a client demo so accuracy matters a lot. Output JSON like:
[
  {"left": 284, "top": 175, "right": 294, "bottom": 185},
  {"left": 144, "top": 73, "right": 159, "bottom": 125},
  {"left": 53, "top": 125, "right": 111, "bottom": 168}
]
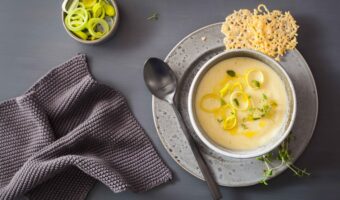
[{"left": 188, "top": 49, "right": 296, "bottom": 158}]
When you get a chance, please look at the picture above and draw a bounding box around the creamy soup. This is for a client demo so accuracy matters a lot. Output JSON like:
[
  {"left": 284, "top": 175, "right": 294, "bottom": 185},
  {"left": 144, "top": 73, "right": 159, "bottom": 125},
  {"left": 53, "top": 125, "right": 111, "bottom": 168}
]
[{"left": 195, "top": 57, "right": 288, "bottom": 150}]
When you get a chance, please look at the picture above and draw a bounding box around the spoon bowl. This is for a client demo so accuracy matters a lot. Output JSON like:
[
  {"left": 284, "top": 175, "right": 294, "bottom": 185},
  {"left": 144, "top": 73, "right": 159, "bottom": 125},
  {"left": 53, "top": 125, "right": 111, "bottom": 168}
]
[{"left": 144, "top": 58, "right": 177, "bottom": 104}]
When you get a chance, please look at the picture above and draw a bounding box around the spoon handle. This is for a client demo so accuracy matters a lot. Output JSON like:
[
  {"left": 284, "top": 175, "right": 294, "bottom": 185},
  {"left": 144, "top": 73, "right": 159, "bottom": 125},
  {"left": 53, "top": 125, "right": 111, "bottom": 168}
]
[{"left": 171, "top": 104, "right": 222, "bottom": 200}]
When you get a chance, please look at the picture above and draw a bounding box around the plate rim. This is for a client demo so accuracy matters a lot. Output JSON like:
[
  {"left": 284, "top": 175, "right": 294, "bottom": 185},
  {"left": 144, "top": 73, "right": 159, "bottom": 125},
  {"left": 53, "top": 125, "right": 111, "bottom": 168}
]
[{"left": 151, "top": 22, "right": 319, "bottom": 187}]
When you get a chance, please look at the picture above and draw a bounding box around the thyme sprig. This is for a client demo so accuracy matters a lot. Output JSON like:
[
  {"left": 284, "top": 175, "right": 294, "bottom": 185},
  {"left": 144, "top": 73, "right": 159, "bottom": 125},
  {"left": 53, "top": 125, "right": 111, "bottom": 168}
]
[
  {"left": 147, "top": 12, "right": 159, "bottom": 21},
  {"left": 257, "top": 134, "right": 311, "bottom": 185}
]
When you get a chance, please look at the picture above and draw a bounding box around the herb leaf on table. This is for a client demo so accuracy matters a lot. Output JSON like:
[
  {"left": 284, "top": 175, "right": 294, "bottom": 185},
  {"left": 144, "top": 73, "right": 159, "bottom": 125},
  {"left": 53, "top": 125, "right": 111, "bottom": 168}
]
[{"left": 147, "top": 12, "right": 159, "bottom": 21}]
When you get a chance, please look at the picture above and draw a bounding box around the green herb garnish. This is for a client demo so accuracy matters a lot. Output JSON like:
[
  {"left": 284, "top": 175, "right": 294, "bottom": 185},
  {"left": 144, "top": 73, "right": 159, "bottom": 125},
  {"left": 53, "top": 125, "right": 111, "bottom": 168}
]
[
  {"left": 241, "top": 123, "right": 248, "bottom": 129},
  {"left": 252, "top": 80, "right": 261, "bottom": 88},
  {"left": 233, "top": 98, "right": 240, "bottom": 107},
  {"left": 217, "top": 119, "right": 223, "bottom": 123},
  {"left": 147, "top": 12, "right": 159, "bottom": 21},
  {"left": 220, "top": 99, "right": 226, "bottom": 106},
  {"left": 262, "top": 93, "right": 268, "bottom": 100},
  {"left": 262, "top": 104, "right": 271, "bottom": 115},
  {"left": 271, "top": 101, "right": 278, "bottom": 107},
  {"left": 257, "top": 134, "right": 310, "bottom": 185},
  {"left": 226, "top": 70, "right": 236, "bottom": 77}
]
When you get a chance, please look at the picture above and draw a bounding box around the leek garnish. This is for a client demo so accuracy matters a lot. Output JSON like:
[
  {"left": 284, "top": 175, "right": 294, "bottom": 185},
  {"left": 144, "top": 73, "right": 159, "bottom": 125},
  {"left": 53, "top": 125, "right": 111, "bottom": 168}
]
[
  {"left": 200, "top": 93, "right": 222, "bottom": 113},
  {"left": 222, "top": 116, "right": 237, "bottom": 130},
  {"left": 230, "top": 91, "right": 249, "bottom": 111},
  {"left": 246, "top": 69, "right": 264, "bottom": 89},
  {"left": 199, "top": 68, "right": 277, "bottom": 135},
  {"left": 214, "top": 105, "right": 236, "bottom": 122},
  {"left": 219, "top": 83, "right": 230, "bottom": 97}
]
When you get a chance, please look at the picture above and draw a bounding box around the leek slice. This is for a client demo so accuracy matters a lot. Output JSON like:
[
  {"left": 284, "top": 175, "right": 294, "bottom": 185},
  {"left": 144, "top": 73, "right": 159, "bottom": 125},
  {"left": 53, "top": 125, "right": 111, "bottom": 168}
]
[
  {"left": 222, "top": 116, "right": 237, "bottom": 130},
  {"left": 214, "top": 104, "right": 236, "bottom": 121},
  {"left": 82, "top": 0, "right": 97, "bottom": 8},
  {"left": 78, "top": 2, "right": 85, "bottom": 9},
  {"left": 92, "top": 3, "right": 105, "bottom": 18},
  {"left": 65, "top": 8, "right": 89, "bottom": 32},
  {"left": 230, "top": 91, "right": 249, "bottom": 110},
  {"left": 87, "top": 18, "right": 109, "bottom": 38},
  {"left": 104, "top": 4, "right": 115, "bottom": 16},
  {"left": 62, "top": 0, "right": 79, "bottom": 13},
  {"left": 219, "top": 83, "right": 230, "bottom": 97},
  {"left": 231, "top": 81, "right": 243, "bottom": 92},
  {"left": 246, "top": 70, "right": 264, "bottom": 89},
  {"left": 200, "top": 93, "right": 222, "bottom": 113},
  {"left": 72, "top": 31, "right": 88, "bottom": 40}
]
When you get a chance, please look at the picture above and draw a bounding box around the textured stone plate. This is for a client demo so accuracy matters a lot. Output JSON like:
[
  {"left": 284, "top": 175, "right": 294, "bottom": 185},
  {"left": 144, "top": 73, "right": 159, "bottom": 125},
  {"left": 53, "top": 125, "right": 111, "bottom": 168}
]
[{"left": 152, "top": 23, "right": 318, "bottom": 186}]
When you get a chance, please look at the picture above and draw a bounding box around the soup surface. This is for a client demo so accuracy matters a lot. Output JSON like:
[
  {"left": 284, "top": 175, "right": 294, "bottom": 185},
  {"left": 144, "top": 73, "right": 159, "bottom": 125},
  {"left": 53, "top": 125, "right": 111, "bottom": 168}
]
[{"left": 195, "top": 57, "right": 288, "bottom": 150}]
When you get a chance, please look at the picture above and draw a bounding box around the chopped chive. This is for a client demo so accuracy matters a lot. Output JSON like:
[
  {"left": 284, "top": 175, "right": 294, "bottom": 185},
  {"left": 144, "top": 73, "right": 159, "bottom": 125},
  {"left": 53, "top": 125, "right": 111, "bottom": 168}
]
[
  {"left": 263, "top": 105, "right": 270, "bottom": 111},
  {"left": 233, "top": 98, "right": 240, "bottom": 107},
  {"left": 262, "top": 93, "right": 268, "bottom": 100},
  {"left": 253, "top": 117, "right": 261, "bottom": 120},
  {"left": 252, "top": 80, "right": 261, "bottom": 88},
  {"left": 220, "top": 99, "right": 226, "bottom": 106},
  {"left": 217, "top": 119, "right": 223, "bottom": 123},
  {"left": 226, "top": 70, "right": 236, "bottom": 77},
  {"left": 241, "top": 123, "right": 248, "bottom": 129},
  {"left": 271, "top": 101, "right": 278, "bottom": 107}
]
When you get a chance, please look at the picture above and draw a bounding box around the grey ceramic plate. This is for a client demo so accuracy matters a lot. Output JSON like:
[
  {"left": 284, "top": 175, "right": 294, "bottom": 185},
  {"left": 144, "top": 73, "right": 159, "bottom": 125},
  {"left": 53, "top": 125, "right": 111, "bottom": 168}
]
[{"left": 152, "top": 22, "right": 318, "bottom": 186}]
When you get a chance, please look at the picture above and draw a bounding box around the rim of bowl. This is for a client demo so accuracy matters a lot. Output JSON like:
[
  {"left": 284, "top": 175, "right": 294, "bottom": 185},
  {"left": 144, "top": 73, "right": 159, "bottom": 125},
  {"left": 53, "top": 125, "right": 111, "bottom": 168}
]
[
  {"left": 188, "top": 49, "right": 297, "bottom": 159},
  {"left": 61, "top": 0, "right": 119, "bottom": 44}
]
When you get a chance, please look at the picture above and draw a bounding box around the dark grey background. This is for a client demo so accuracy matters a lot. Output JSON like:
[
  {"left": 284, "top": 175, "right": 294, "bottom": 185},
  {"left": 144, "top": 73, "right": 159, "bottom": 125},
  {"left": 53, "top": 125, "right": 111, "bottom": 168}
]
[{"left": 0, "top": 0, "right": 338, "bottom": 199}]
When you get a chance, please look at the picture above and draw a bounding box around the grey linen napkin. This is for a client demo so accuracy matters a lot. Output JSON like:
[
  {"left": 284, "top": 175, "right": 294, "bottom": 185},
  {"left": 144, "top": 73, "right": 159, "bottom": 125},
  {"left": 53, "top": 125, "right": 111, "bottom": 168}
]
[{"left": 0, "top": 54, "right": 172, "bottom": 200}]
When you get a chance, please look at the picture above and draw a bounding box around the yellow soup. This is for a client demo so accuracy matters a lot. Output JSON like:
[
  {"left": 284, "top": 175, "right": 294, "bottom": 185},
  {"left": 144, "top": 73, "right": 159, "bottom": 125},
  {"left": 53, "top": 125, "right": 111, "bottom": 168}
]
[{"left": 195, "top": 57, "right": 288, "bottom": 150}]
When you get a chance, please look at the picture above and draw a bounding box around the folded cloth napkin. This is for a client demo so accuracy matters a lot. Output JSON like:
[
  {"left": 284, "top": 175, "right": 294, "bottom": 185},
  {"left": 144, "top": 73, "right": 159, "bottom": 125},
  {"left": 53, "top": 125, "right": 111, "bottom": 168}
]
[{"left": 0, "top": 54, "right": 172, "bottom": 200}]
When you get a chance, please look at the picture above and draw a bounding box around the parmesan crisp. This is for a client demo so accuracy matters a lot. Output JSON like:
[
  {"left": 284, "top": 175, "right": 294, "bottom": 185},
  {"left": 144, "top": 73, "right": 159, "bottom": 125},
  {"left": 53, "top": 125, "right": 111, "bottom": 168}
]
[{"left": 221, "top": 4, "right": 299, "bottom": 61}]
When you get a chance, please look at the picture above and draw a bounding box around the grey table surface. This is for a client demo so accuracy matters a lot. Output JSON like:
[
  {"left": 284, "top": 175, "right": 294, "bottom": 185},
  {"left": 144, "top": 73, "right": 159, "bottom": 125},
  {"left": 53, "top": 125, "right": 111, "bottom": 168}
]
[{"left": 0, "top": 0, "right": 339, "bottom": 199}]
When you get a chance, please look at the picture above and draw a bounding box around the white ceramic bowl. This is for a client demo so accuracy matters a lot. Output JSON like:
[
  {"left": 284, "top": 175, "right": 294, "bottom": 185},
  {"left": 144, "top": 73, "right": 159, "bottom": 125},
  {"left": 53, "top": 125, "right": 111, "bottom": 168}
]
[{"left": 188, "top": 49, "right": 297, "bottom": 158}]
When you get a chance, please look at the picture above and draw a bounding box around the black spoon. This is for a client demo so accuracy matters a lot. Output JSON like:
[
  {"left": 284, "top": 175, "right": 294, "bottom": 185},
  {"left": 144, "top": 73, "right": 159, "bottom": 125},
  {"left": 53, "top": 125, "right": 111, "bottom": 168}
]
[{"left": 144, "top": 57, "right": 222, "bottom": 200}]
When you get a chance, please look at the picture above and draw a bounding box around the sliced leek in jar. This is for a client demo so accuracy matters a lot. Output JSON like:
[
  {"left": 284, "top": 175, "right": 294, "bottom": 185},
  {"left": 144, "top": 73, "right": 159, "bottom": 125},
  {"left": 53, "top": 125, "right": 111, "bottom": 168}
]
[{"left": 63, "top": 0, "right": 116, "bottom": 41}]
